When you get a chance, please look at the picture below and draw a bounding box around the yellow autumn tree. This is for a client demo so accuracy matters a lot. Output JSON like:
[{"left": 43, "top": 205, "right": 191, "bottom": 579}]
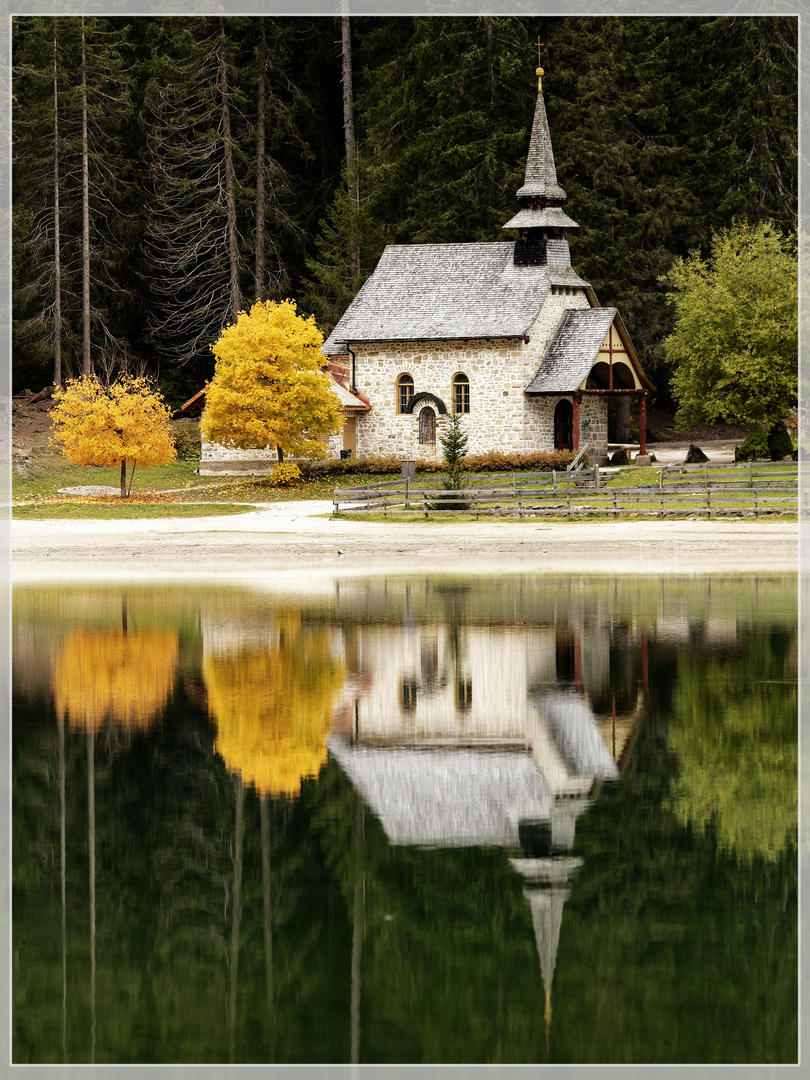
[
  {"left": 201, "top": 299, "right": 344, "bottom": 460},
  {"left": 51, "top": 375, "right": 177, "bottom": 498},
  {"left": 204, "top": 621, "right": 345, "bottom": 798},
  {"left": 51, "top": 628, "right": 179, "bottom": 732}
]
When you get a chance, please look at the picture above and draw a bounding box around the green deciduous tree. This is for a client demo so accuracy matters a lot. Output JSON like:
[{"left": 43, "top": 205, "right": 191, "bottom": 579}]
[
  {"left": 201, "top": 299, "right": 344, "bottom": 460},
  {"left": 662, "top": 221, "right": 797, "bottom": 431}
]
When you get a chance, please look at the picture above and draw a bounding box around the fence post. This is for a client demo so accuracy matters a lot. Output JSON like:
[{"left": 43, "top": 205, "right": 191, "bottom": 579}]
[
  {"left": 553, "top": 470, "right": 557, "bottom": 490},
  {"left": 594, "top": 463, "right": 600, "bottom": 490},
  {"left": 659, "top": 466, "right": 664, "bottom": 490},
  {"left": 405, "top": 476, "right": 410, "bottom": 510},
  {"left": 706, "top": 489, "right": 711, "bottom": 519}
]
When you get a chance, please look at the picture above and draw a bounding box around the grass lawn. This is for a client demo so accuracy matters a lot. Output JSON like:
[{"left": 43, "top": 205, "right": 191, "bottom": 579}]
[
  {"left": 12, "top": 502, "right": 258, "bottom": 520},
  {"left": 12, "top": 446, "right": 405, "bottom": 508}
]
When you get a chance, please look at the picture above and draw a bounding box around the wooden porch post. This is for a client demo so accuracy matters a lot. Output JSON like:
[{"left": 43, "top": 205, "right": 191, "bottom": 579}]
[
  {"left": 639, "top": 394, "right": 647, "bottom": 455},
  {"left": 572, "top": 392, "right": 581, "bottom": 453}
]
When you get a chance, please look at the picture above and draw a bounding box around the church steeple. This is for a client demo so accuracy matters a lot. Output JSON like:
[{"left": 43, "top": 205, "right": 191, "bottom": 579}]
[
  {"left": 503, "top": 50, "right": 579, "bottom": 265},
  {"left": 516, "top": 90, "right": 567, "bottom": 203}
]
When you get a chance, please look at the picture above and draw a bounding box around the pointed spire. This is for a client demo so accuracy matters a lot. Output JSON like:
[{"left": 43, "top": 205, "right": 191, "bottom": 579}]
[
  {"left": 504, "top": 56, "right": 578, "bottom": 262},
  {"left": 516, "top": 90, "right": 567, "bottom": 202}
]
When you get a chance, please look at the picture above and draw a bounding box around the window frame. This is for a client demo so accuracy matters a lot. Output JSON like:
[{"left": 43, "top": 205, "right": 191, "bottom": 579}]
[
  {"left": 397, "top": 373, "right": 415, "bottom": 414},
  {"left": 452, "top": 372, "right": 470, "bottom": 414}
]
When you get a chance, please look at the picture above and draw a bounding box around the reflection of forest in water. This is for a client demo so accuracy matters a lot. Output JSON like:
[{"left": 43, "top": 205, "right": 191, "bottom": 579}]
[{"left": 12, "top": 577, "right": 798, "bottom": 1065}]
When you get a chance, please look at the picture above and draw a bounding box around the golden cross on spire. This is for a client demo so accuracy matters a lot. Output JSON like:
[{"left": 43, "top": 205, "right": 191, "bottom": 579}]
[{"left": 536, "top": 37, "right": 545, "bottom": 94}]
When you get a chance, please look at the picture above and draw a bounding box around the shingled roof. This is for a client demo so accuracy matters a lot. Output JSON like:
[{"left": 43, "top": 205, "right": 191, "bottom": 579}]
[
  {"left": 516, "top": 91, "right": 567, "bottom": 201},
  {"left": 525, "top": 308, "right": 617, "bottom": 394},
  {"left": 526, "top": 308, "right": 653, "bottom": 394},
  {"left": 322, "top": 241, "right": 592, "bottom": 355},
  {"left": 328, "top": 741, "right": 552, "bottom": 847}
]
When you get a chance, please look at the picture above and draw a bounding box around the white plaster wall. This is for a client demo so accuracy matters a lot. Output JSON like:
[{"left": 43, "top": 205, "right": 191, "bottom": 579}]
[{"left": 349, "top": 624, "right": 559, "bottom": 740}]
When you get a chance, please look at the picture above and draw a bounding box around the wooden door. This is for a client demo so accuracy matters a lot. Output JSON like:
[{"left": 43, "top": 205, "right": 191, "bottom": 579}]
[
  {"left": 554, "top": 400, "right": 574, "bottom": 450},
  {"left": 343, "top": 415, "right": 356, "bottom": 456},
  {"left": 418, "top": 407, "right": 436, "bottom": 445}
]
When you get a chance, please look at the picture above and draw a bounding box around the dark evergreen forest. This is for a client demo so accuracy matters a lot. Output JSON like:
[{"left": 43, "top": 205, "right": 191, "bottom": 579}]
[{"left": 11, "top": 14, "right": 797, "bottom": 407}]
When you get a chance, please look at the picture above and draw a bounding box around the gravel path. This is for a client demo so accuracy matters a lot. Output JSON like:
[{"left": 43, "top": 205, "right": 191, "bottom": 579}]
[{"left": 12, "top": 499, "right": 798, "bottom": 583}]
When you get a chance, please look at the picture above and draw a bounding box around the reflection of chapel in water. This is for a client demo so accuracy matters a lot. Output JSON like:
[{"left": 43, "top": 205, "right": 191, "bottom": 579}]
[{"left": 327, "top": 583, "right": 650, "bottom": 1047}]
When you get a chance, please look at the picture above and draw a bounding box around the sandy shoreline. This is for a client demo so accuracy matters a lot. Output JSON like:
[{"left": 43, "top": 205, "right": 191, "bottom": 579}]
[{"left": 12, "top": 500, "right": 799, "bottom": 583}]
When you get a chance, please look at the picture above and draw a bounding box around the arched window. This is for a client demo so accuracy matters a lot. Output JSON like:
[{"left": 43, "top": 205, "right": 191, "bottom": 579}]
[
  {"left": 452, "top": 372, "right": 470, "bottom": 413},
  {"left": 397, "top": 373, "right": 414, "bottom": 414}
]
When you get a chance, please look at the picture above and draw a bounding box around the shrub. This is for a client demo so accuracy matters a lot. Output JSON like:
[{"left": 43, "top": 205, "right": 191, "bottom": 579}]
[
  {"left": 767, "top": 420, "right": 793, "bottom": 461},
  {"left": 735, "top": 428, "right": 770, "bottom": 462},
  {"left": 304, "top": 449, "right": 575, "bottom": 477},
  {"left": 456, "top": 449, "right": 575, "bottom": 472},
  {"left": 301, "top": 454, "right": 404, "bottom": 477},
  {"left": 272, "top": 461, "right": 302, "bottom": 487}
]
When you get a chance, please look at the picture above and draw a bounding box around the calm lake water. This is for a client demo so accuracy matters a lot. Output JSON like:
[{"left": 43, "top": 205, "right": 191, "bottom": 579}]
[{"left": 12, "top": 575, "right": 798, "bottom": 1065}]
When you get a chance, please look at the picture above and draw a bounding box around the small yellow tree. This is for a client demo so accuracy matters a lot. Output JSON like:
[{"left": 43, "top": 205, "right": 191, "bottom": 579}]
[
  {"left": 51, "top": 375, "right": 177, "bottom": 498},
  {"left": 201, "top": 299, "right": 344, "bottom": 460}
]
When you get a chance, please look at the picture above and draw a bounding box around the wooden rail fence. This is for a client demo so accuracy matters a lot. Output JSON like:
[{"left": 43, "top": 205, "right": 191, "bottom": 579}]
[{"left": 333, "top": 461, "right": 798, "bottom": 519}]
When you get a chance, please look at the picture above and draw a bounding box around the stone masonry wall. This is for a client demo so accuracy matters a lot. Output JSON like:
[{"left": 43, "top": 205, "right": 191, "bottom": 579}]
[{"left": 353, "top": 290, "right": 602, "bottom": 458}]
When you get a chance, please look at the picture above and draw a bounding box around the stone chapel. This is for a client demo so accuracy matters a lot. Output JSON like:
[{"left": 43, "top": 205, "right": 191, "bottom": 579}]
[{"left": 322, "top": 59, "right": 654, "bottom": 465}]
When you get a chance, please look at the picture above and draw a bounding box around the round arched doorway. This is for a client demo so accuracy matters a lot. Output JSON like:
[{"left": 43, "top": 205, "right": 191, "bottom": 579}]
[{"left": 554, "top": 400, "right": 574, "bottom": 451}]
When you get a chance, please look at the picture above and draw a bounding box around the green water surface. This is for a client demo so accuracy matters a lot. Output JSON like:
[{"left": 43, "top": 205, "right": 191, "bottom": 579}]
[{"left": 11, "top": 575, "right": 798, "bottom": 1065}]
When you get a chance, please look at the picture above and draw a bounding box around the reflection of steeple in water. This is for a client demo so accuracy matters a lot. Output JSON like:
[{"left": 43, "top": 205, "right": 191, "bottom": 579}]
[
  {"left": 509, "top": 856, "right": 583, "bottom": 1054},
  {"left": 329, "top": 593, "right": 650, "bottom": 1057}
]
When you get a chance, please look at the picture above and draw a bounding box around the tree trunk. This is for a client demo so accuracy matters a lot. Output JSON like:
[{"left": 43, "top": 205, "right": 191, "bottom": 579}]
[
  {"left": 615, "top": 396, "right": 632, "bottom": 442},
  {"left": 58, "top": 708, "right": 66, "bottom": 1060},
  {"left": 485, "top": 17, "right": 495, "bottom": 231},
  {"left": 261, "top": 794, "right": 274, "bottom": 1028},
  {"left": 219, "top": 21, "right": 241, "bottom": 324},
  {"left": 350, "top": 801, "right": 364, "bottom": 1065},
  {"left": 87, "top": 728, "right": 96, "bottom": 1063},
  {"left": 228, "top": 774, "right": 244, "bottom": 1064},
  {"left": 80, "top": 17, "right": 91, "bottom": 376},
  {"left": 254, "top": 21, "right": 267, "bottom": 302},
  {"left": 341, "top": 16, "right": 359, "bottom": 289},
  {"left": 120, "top": 459, "right": 127, "bottom": 499},
  {"left": 53, "top": 39, "right": 63, "bottom": 388}
]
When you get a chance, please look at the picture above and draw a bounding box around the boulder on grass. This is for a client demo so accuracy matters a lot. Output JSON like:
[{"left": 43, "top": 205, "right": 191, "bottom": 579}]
[
  {"left": 684, "top": 444, "right": 709, "bottom": 464},
  {"left": 609, "top": 448, "right": 629, "bottom": 465}
]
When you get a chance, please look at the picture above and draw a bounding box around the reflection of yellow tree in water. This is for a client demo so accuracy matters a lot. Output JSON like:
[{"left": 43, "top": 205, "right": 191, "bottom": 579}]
[
  {"left": 205, "top": 621, "right": 345, "bottom": 798},
  {"left": 51, "top": 628, "right": 179, "bottom": 730},
  {"left": 667, "top": 648, "right": 797, "bottom": 864}
]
